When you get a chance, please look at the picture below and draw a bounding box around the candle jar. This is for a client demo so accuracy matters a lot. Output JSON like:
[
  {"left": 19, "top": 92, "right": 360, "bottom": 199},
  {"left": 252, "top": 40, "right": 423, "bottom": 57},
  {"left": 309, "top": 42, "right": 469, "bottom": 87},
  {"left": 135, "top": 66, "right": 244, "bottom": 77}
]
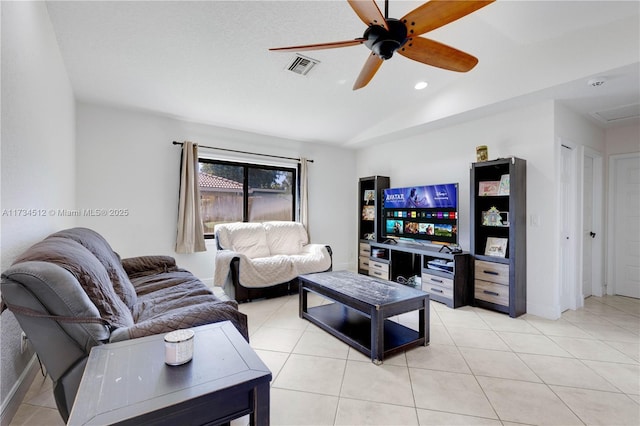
[{"left": 164, "top": 329, "right": 195, "bottom": 365}]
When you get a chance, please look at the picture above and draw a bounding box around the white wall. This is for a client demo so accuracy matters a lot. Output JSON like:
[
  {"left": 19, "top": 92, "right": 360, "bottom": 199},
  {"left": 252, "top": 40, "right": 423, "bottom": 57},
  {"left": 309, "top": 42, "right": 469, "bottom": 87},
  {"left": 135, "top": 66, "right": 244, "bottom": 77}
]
[
  {"left": 1, "top": 0, "right": 76, "bottom": 416},
  {"left": 555, "top": 104, "right": 605, "bottom": 151},
  {"left": 75, "top": 103, "right": 357, "bottom": 282},
  {"left": 605, "top": 122, "right": 640, "bottom": 156},
  {"left": 356, "top": 101, "right": 559, "bottom": 318}
]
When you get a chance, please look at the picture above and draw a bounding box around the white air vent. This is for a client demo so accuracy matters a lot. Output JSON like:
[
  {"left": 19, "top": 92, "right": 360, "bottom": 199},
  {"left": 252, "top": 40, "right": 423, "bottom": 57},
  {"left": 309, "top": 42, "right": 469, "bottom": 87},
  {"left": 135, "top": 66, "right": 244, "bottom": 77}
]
[
  {"left": 592, "top": 103, "right": 640, "bottom": 123},
  {"left": 286, "top": 54, "right": 319, "bottom": 76}
]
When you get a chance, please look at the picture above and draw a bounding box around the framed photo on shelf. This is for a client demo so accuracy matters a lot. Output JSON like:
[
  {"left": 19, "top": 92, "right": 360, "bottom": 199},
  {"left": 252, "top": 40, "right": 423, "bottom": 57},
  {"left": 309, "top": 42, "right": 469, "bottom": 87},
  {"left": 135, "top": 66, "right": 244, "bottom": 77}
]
[
  {"left": 498, "top": 174, "right": 510, "bottom": 195},
  {"left": 363, "top": 190, "right": 375, "bottom": 204},
  {"left": 478, "top": 181, "right": 500, "bottom": 196},
  {"left": 482, "top": 206, "right": 502, "bottom": 226},
  {"left": 362, "top": 205, "right": 375, "bottom": 221},
  {"left": 485, "top": 237, "right": 508, "bottom": 257}
]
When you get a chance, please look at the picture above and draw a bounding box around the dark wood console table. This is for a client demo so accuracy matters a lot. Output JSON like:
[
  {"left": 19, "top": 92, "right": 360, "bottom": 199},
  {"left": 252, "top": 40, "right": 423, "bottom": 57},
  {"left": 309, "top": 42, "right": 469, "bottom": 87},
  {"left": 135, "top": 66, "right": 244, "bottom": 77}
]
[
  {"left": 299, "top": 270, "right": 429, "bottom": 364},
  {"left": 67, "top": 321, "right": 271, "bottom": 426}
]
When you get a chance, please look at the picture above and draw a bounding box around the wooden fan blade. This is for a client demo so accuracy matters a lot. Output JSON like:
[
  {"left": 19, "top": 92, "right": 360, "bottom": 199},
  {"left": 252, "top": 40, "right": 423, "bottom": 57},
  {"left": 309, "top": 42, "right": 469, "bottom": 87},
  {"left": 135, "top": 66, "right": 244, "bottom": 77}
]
[
  {"left": 270, "top": 39, "right": 366, "bottom": 52},
  {"left": 398, "top": 37, "right": 478, "bottom": 72},
  {"left": 353, "top": 53, "right": 384, "bottom": 90},
  {"left": 401, "top": 0, "right": 494, "bottom": 37},
  {"left": 347, "top": 0, "right": 388, "bottom": 30}
]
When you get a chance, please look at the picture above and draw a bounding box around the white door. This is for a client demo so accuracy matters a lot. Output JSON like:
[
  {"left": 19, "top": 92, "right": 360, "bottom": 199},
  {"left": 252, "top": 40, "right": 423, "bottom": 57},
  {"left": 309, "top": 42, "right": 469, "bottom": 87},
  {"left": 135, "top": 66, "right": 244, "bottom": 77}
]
[
  {"left": 560, "top": 144, "right": 578, "bottom": 311},
  {"left": 582, "top": 156, "right": 594, "bottom": 298},
  {"left": 611, "top": 154, "right": 640, "bottom": 298},
  {"left": 582, "top": 149, "right": 604, "bottom": 298}
]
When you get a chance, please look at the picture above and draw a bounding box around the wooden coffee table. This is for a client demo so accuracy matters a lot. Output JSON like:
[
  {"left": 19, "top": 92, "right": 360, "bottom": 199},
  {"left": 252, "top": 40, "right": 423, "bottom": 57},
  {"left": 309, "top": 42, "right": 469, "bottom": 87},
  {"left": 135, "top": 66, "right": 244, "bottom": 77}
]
[
  {"left": 299, "top": 270, "right": 429, "bottom": 364},
  {"left": 67, "top": 321, "right": 271, "bottom": 426}
]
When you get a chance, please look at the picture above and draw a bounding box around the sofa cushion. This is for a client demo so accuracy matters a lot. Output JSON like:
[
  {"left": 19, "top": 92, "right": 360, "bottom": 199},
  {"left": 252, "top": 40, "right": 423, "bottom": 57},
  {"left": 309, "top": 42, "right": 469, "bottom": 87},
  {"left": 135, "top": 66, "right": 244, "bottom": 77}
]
[
  {"left": 215, "top": 222, "right": 271, "bottom": 258},
  {"left": 111, "top": 300, "right": 248, "bottom": 342},
  {"left": 114, "top": 268, "right": 248, "bottom": 342},
  {"left": 263, "top": 221, "right": 309, "bottom": 255},
  {"left": 226, "top": 254, "right": 296, "bottom": 288},
  {"left": 50, "top": 228, "right": 137, "bottom": 310},
  {"left": 14, "top": 237, "right": 135, "bottom": 329},
  {"left": 289, "top": 244, "right": 333, "bottom": 275},
  {"left": 130, "top": 269, "right": 216, "bottom": 310}
]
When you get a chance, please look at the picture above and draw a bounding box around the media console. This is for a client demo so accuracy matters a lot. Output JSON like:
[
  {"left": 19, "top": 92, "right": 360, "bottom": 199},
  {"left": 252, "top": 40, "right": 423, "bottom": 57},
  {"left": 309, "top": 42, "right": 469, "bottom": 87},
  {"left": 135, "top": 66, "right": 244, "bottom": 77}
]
[{"left": 367, "top": 241, "right": 472, "bottom": 308}]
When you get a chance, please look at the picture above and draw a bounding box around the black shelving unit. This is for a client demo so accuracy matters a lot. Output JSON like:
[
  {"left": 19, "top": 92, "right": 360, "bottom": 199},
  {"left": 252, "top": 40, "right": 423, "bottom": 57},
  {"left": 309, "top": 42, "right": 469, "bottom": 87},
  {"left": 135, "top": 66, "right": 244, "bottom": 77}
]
[
  {"left": 470, "top": 157, "right": 526, "bottom": 317},
  {"left": 358, "top": 176, "right": 389, "bottom": 275}
]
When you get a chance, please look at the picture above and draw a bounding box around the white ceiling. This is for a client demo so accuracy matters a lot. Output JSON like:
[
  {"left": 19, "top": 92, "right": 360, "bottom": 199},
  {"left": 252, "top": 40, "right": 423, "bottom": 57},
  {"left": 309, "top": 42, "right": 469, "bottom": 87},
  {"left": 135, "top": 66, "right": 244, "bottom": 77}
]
[{"left": 46, "top": 1, "right": 640, "bottom": 147}]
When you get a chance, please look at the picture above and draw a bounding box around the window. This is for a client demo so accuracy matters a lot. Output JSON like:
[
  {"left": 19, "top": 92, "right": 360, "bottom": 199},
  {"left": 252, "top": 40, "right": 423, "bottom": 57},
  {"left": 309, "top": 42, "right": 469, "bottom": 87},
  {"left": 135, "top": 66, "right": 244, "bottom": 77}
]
[{"left": 198, "top": 159, "right": 297, "bottom": 238}]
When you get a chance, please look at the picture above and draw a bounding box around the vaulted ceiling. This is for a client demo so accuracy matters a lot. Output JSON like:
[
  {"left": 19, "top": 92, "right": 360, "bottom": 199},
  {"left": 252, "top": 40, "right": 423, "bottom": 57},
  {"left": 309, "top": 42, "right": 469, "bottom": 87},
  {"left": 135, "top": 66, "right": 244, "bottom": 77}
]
[{"left": 46, "top": 1, "right": 640, "bottom": 146}]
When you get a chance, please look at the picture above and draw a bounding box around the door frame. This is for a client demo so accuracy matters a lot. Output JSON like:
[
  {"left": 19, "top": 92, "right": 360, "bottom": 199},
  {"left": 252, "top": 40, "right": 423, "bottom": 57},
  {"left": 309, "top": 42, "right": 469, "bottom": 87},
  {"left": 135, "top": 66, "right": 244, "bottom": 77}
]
[
  {"left": 607, "top": 152, "right": 640, "bottom": 296},
  {"left": 558, "top": 138, "right": 580, "bottom": 312},
  {"left": 582, "top": 147, "right": 604, "bottom": 298}
]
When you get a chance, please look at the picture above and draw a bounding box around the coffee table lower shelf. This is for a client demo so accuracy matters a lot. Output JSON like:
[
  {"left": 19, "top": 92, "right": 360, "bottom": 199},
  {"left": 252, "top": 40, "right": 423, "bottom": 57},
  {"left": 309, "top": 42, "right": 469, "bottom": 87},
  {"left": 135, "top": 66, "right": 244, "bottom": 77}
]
[{"left": 303, "top": 302, "right": 422, "bottom": 360}]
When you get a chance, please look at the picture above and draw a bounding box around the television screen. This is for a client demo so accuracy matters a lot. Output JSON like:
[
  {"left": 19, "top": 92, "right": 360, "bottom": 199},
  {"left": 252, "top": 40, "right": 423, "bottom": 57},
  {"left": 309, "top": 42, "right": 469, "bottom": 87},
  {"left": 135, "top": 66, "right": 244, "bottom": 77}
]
[{"left": 382, "top": 183, "right": 458, "bottom": 244}]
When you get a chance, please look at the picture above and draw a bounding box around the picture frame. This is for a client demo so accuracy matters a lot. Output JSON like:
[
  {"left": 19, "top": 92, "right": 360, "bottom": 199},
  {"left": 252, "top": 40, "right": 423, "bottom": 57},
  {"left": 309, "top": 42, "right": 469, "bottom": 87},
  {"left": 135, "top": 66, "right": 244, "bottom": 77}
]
[
  {"left": 362, "top": 205, "right": 375, "bottom": 221},
  {"left": 498, "top": 174, "right": 510, "bottom": 195},
  {"left": 478, "top": 181, "right": 500, "bottom": 196},
  {"left": 363, "top": 190, "right": 375, "bottom": 204},
  {"left": 485, "top": 237, "right": 508, "bottom": 257},
  {"left": 482, "top": 206, "right": 502, "bottom": 226}
]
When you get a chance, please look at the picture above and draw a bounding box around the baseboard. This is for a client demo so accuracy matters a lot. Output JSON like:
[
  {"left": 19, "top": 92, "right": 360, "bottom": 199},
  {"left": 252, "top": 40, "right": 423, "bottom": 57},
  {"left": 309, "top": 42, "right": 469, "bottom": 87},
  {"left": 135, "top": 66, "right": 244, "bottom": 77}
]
[
  {"left": 0, "top": 355, "right": 38, "bottom": 426},
  {"left": 526, "top": 301, "right": 561, "bottom": 320}
]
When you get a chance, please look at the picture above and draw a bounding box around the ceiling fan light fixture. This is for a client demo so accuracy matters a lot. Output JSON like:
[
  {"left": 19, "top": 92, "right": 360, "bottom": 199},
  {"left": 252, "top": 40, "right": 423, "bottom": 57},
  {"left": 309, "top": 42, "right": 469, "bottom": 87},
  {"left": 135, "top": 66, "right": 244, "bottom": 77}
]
[
  {"left": 270, "top": 0, "right": 495, "bottom": 89},
  {"left": 363, "top": 18, "right": 408, "bottom": 60},
  {"left": 372, "top": 39, "right": 401, "bottom": 59}
]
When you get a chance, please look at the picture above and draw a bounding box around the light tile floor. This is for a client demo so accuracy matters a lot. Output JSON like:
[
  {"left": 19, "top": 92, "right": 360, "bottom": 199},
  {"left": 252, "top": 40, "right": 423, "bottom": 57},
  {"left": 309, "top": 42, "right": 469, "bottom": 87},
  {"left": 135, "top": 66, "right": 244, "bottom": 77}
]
[{"left": 9, "top": 295, "right": 640, "bottom": 426}]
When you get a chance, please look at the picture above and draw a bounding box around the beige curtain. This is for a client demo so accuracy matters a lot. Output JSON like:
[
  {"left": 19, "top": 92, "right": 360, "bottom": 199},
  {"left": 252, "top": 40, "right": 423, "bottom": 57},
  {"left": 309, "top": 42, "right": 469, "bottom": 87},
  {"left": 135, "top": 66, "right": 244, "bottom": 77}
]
[
  {"left": 176, "top": 141, "right": 206, "bottom": 253},
  {"left": 300, "top": 158, "right": 309, "bottom": 232}
]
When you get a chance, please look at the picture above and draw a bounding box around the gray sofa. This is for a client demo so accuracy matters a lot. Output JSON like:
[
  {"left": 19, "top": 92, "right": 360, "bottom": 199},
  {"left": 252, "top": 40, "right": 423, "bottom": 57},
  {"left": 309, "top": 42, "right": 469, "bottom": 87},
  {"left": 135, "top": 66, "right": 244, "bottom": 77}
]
[{"left": 0, "top": 227, "right": 248, "bottom": 422}]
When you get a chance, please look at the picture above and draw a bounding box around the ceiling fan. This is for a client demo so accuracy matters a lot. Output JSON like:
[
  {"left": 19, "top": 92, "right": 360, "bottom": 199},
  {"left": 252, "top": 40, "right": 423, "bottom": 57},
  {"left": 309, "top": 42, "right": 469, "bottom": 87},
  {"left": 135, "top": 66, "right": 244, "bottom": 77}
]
[{"left": 270, "top": 0, "right": 495, "bottom": 90}]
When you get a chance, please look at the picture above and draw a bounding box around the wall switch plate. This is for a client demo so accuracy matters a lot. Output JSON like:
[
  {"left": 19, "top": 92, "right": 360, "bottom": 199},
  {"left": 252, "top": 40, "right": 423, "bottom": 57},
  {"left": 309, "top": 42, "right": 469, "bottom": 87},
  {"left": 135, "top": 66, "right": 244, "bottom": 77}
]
[{"left": 20, "top": 331, "right": 28, "bottom": 354}]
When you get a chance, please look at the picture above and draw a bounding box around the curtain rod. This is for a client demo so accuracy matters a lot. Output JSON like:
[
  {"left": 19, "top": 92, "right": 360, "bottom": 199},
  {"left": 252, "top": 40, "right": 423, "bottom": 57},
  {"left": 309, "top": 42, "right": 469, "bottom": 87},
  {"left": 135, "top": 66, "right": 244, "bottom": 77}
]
[{"left": 172, "top": 141, "right": 314, "bottom": 163}]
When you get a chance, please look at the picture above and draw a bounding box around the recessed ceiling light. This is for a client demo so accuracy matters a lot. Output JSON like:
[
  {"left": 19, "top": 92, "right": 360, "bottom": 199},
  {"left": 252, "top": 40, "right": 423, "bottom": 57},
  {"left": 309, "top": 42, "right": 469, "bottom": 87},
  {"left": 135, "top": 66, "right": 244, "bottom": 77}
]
[{"left": 414, "top": 81, "right": 428, "bottom": 90}]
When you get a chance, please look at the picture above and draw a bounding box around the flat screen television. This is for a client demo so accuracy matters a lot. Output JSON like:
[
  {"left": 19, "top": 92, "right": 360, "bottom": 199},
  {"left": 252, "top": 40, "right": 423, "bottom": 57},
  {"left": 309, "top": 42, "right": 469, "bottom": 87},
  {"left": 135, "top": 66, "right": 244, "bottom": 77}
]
[{"left": 382, "top": 183, "right": 458, "bottom": 245}]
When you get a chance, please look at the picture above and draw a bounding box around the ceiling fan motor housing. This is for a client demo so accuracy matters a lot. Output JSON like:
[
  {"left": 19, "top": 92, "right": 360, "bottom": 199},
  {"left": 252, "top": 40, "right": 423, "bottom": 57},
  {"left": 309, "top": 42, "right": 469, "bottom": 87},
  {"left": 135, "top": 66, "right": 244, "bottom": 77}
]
[{"left": 363, "top": 18, "right": 408, "bottom": 60}]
